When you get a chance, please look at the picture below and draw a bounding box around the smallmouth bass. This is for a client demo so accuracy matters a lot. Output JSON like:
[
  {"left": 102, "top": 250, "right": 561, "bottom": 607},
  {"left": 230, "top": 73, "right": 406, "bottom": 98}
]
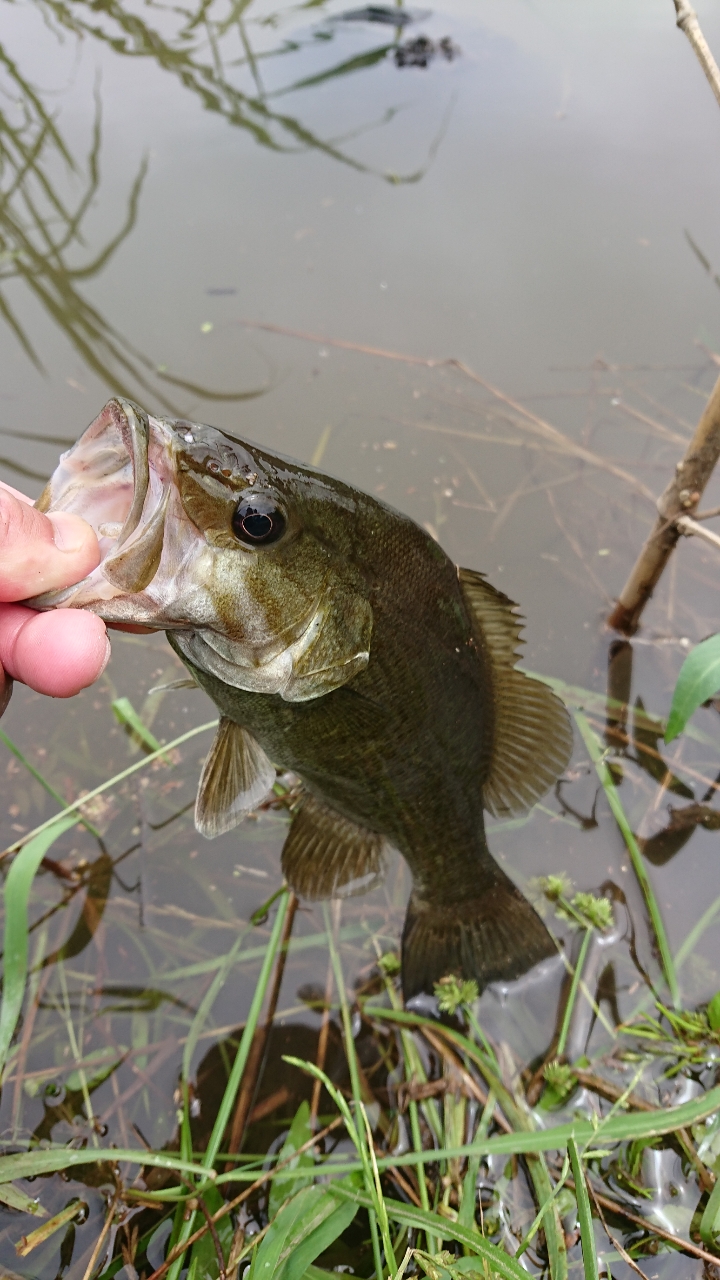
[{"left": 30, "top": 399, "right": 572, "bottom": 998}]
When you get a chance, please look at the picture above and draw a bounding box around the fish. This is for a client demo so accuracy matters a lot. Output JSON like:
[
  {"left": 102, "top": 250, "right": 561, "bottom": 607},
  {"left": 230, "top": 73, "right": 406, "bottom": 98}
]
[{"left": 29, "top": 398, "right": 573, "bottom": 999}]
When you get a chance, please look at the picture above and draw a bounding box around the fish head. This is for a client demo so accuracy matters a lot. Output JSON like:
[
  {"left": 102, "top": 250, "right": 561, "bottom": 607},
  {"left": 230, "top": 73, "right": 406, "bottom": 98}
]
[{"left": 30, "top": 398, "right": 373, "bottom": 701}]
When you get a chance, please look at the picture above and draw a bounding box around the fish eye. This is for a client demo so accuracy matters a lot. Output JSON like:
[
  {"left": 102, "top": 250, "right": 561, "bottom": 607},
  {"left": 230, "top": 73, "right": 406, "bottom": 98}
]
[{"left": 231, "top": 493, "right": 286, "bottom": 546}]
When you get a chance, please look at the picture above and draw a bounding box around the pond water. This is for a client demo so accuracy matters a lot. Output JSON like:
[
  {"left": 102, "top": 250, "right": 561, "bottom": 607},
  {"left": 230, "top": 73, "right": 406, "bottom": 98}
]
[{"left": 3, "top": 0, "right": 720, "bottom": 1275}]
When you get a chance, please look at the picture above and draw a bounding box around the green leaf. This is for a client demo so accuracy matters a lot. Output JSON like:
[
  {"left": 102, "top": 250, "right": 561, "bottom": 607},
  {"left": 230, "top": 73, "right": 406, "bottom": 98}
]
[
  {"left": 250, "top": 1181, "right": 358, "bottom": 1280},
  {"left": 0, "top": 1183, "right": 46, "bottom": 1215},
  {"left": 665, "top": 633, "right": 720, "bottom": 743},
  {"left": 700, "top": 1173, "right": 720, "bottom": 1245},
  {"left": 0, "top": 813, "right": 79, "bottom": 1073},
  {"left": 278, "top": 1193, "right": 357, "bottom": 1280},
  {"left": 708, "top": 992, "right": 720, "bottom": 1031},
  {"left": 268, "top": 1100, "right": 314, "bottom": 1220}
]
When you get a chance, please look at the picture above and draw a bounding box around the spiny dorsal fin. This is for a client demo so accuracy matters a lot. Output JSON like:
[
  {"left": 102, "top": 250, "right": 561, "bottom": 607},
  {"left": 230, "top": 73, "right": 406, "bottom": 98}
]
[
  {"left": 459, "top": 567, "right": 573, "bottom": 818},
  {"left": 282, "top": 791, "right": 388, "bottom": 899},
  {"left": 195, "top": 717, "right": 275, "bottom": 838}
]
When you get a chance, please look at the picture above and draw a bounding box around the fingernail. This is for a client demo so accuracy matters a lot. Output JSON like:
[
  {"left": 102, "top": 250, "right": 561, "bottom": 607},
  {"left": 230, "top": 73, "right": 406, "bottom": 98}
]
[
  {"left": 48, "top": 512, "right": 88, "bottom": 554},
  {"left": 98, "top": 635, "right": 112, "bottom": 677}
]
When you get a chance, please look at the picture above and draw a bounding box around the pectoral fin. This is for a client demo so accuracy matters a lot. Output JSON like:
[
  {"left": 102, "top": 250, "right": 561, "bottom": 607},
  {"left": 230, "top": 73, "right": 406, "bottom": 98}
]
[
  {"left": 195, "top": 717, "right": 275, "bottom": 838},
  {"left": 282, "top": 791, "right": 388, "bottom": 898},
  {"left": 459, "top": 567, "right": 573, "bottom": 817},
  {"left": 282, "top": 589, "right": 372, "bottom": 702}
]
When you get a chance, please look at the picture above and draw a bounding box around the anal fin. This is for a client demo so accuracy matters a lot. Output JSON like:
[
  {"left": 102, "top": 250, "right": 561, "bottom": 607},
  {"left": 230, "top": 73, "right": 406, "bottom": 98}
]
[
  {"left": 195, "top": 717, "right": 275, "bottom": 838},
  {"left": 282, "top": 792, "right": 389, "bottom": 899}
]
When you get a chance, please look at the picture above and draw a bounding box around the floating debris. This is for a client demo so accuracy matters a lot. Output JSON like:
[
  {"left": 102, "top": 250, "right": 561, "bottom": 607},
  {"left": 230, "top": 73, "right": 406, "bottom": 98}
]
[{"left": 395, "top": 34, "right": 459, "bottom": 68}]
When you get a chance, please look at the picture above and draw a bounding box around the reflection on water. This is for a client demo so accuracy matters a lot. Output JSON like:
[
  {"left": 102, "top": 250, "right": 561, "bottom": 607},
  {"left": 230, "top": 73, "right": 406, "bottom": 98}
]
[{"left": 0, "top": 0, "right": 458, "bottom": 427}]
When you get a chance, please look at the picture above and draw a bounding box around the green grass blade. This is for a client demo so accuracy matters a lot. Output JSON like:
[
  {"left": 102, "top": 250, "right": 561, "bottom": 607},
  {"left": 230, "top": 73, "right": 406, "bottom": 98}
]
[
  {"left": 0, "top": 1147, "right": 212, "bottom": 1182},
  {"left": 1, "top": 719, "right": 218, "bottom": 858},
  {"left": 568, "top": 1138, "right": 599, "bottom": 1280},
  {"left": 329, "top": 1184, "right": 529, "bottom": 1280},
  {"left": 665, "top": 633, "right": 720, "bottom": 743},
  {"left": 573, "top": 711, "right": 680, "bottom": 1009},
  {"left": 0, "top": 813, "right": 79, "bottom": 1074},
  {"left": 112, "top": 695, "right": 168, "bottom": 758},
  {"left": 0, "top": 727, "right": 100, "bottom": 837},
  {"left": 557, "top": 927, "right": 592, "bottom": 1058},
  {"left": 166, "top": 890, "right": 291, "bottom": 1280},
  {"left": 700, "top": 1172, "right": 720, "bottom": 1246}
]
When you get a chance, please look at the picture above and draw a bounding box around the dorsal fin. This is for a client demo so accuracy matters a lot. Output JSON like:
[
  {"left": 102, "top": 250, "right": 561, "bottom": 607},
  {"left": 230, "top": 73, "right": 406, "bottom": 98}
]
[
  {"left": 282, "top": 791, "right": 388, "bottom": 899},
  {"left": 195, "top": 717, "right": 275, "bottom": 838},
  {"left": 459, "top": 567, "right": 573, "bottom": 817}
]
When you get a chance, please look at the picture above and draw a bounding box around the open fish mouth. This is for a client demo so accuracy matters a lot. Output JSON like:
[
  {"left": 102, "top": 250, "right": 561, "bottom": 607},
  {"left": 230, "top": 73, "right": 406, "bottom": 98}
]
[{"left": 29, "top": 398, "right": 177, "bottom": 624}]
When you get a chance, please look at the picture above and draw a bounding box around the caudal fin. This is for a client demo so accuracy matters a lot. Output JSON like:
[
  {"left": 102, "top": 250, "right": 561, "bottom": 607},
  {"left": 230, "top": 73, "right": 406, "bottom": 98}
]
[{"left": 401, "top": 876, "right": 555, "bottom": 1000}]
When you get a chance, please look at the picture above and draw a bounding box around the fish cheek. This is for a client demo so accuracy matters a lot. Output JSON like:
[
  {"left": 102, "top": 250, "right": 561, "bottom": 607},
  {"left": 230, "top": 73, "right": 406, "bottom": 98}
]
[
  {"left": 282, "top": 586, "right": 373, "bottom": 701},
  {"left": 208, "top": 541, "right": 327, "bottom": 648}
]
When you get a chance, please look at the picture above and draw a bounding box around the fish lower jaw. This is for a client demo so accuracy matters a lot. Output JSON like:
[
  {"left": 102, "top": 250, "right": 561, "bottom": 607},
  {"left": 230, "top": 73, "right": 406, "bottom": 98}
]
[{"left": 174, "top": 630, "right": 296, "bottom": 697}]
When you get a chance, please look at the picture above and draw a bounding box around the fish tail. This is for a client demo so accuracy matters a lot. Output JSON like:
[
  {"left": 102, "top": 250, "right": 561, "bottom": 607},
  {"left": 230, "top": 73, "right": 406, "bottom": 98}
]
[{"left": 401, "top": 872, "right": 555, "bottom": 1000}]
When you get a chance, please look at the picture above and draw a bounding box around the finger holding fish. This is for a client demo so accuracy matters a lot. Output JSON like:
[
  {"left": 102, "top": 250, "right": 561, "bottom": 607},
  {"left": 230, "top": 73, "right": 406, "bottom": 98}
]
[{"left": 0, "top": 480, "right": 109, "bottom": 703}]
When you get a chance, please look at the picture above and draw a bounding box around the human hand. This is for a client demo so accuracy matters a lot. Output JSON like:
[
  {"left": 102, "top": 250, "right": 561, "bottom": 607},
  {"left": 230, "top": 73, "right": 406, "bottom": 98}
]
[{"left": 0, "top": 481, "right": 109, "bottom": 704}]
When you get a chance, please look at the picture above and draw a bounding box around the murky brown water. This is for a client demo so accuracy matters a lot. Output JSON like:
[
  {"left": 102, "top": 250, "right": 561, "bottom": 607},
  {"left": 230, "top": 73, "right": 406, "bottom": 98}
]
[{"left": 3, "top": 1, "right": 720, "bottom": 1275}]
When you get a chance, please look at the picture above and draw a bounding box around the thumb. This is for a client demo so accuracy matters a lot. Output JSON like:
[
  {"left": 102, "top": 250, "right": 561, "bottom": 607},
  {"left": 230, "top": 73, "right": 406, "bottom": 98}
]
[{"left": 0, "top": 486, "right": 100, "bottom": 603}]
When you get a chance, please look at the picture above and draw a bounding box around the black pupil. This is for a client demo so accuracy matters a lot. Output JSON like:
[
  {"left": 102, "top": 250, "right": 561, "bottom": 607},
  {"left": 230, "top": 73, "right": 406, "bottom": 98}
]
[{"left": 232, "top": 495, "right": 285, "bottom": 545}]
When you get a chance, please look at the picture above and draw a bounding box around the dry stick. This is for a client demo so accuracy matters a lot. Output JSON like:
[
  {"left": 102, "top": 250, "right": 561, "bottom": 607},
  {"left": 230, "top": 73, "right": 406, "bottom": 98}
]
[
  {"left": 584, "top": 1176, "right": 652, "bottom": 1280},
  {"left": 673, "top": 0, "right": 720, "bottom": 109},
  {"left": 676, "top": 513, "right": 720, "bottom": 552},
  {"left": 145, "top": 1116, "right": 343, "bottom": 1280},
  {"left": 545, "top": 487, "right": 612, "bottom": 604},
  {"left": 237, "top": 320, "right": 656, "bottom": 501},
  {"left": 565, "top": 1174, "right": 720, "bottom": 1268},
  {"left": 608, "top": 370, "right": 720, "bottom": 633},
  {"left": 573, "top": 1069, "right": 714, "bottom": 1193},
  {"left": 80, "top": 1191, "right": 119, "bottom": 1280},
  {"left": 224, "top": 892, "right": 298, "bottom": 1167},
  {"left": 195, "top": 1195, "right": 226, "bottom": 1280}
]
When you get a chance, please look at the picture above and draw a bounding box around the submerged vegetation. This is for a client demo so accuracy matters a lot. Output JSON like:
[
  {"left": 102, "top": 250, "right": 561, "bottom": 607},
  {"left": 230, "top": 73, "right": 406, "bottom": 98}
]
[{"left": 1, "top": 648, "right": 720, "bottom": 1277}]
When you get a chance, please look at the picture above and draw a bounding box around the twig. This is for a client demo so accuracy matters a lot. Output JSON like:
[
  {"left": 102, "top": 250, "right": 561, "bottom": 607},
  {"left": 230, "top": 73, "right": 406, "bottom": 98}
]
[
  {"left": 673, "top": 1, "right": 720, "bottom": 111},
  {"left": 608, "top": 371, "right": 720, "bottom": 633},
  {"left": 195, "top": 1195, "right": 226, "bottom": 1279},
  {"left": 237, "top": 319, "right": 656, "bottom": 500},
  {"left": 146, "top": 1116, "right": 344, "bottom": 1280},
  {"left": 566, "top": 1174, "right": 720, "bottom": 1267},
  {"left": 573, "top": 1069, "right": 714, "bottom": 1193},
  {"left": 80, "top": 1190, "right": 118, "bottom": 1280},
  {"left": 310, "top": 942, "right": 336, "bottom": 1128},
  {"left": 225, "top": 892, "right": 298, "bottom": 1165},
  {"left": 584, "top": 1175, "right": 650, "bottom": 1279},
  {"left": 677, "top": 513, "right": 720, "bottom": 552}
]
